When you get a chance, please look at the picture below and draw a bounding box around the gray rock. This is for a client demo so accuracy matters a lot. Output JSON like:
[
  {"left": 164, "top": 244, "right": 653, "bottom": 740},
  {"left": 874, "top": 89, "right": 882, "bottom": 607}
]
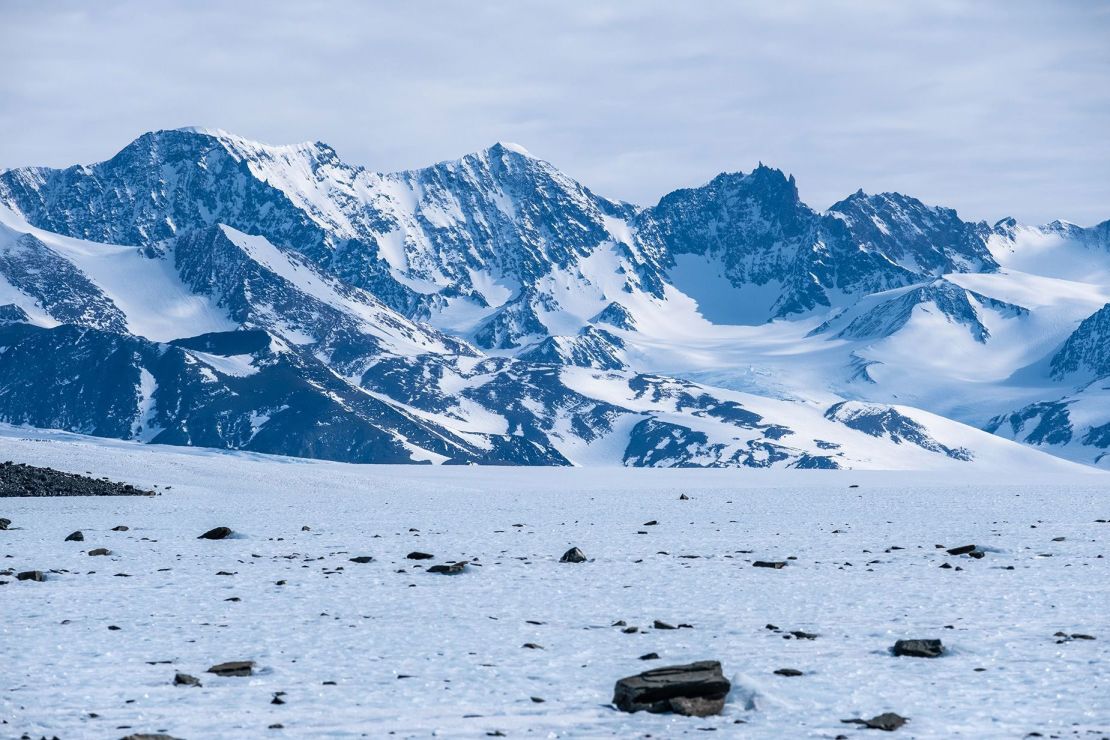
[
  {"left": 198, "top": 526, "right": 233, "bottom": 540},
  {"left": 427, "top": 561, "right": 468, "bottom": 575},
  {"left": 17, "top": 570, "right": 45, "bottom": 581},
  {"left": 173, "top": 672, "right": 201, "bottom": 687},
  {"left": 892, "top": 639, "right": 943, "bottom": 658},
  {"left": 560, "top": 547, "right": 587, "bottom": 563},
  {"left": 88, "top": 547, "right": 111, "bottom": 556},
  {"left": 349, "top": 556, "right": 374, "bottom": 563},
  {"left": 842, "top": 712, "right": 908, "bottom": 731},
  {"left": 406, "top": 551, "right": 434, "bottom": 560},
  {"left": 207, "top": 660, "right": 255, "bottom": 676},
  {"left": 65, "top": 530, "right": 84, "bottom": 542},
  {"left": 753, "top": 560, "right": 787, "bottom": 569},
  {"left": 946, "top": 544, "right": 976, "bottom": 555},
  {"left": 612, "top": 660, "right": 731, "bottom": 716}
]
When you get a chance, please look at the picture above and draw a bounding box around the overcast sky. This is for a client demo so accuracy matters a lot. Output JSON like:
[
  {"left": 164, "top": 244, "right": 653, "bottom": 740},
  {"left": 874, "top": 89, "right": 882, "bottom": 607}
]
[{"left": 1, "top": 1, "right": 1107, "bottom": 224}]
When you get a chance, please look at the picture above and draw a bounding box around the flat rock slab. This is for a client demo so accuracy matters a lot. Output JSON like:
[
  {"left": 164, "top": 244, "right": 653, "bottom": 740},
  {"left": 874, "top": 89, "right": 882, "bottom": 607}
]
[
  {"left": 207, "top": 660, "right": 255, "bottom": 677},
  {"left": 428, "top": 561, "right": 468, "bottom": 575},
  {"left": 406, "top": 551, "right": 434, "bottom": 560},
  {"left": 946, "top": 544, "right": 977, "bottom": 555},
  {"left": 613, "top": 660, "right": 731, "bottom": 716},
  {"left": 88, "top": 548, "right": 111, "bottom": 556},
  {"left": 893, "top": 639, "right": 944, "bottom": 658},
  {"left": 198, "top": 526, "right": 233, "bottom": 540},
  {"left": 753, "top": 561, "right": 787, "bottom": 569},
  {"left": 842, "top": 712, "right": 908, "bottom": 731}
]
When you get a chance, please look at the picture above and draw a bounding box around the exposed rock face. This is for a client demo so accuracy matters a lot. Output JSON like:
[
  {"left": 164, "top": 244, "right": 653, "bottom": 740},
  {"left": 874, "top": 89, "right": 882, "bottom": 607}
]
[{"left": 612, "top": 660, "right": 731, "bottom": 716}]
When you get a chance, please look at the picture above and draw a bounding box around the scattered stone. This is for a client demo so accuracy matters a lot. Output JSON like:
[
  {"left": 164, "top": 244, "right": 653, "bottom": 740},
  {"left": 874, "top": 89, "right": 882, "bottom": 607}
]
[
  {"left": 65, "top": 530, "right": 84, "bottom": 542},
  {"left": 174, "top": 672, "right": 201, "bottom": 687},
  {"left": 968, "top": 551, "right": 985, "bottom": 559},
  {"left": 108, "top": 625, "right": 121, "bottom": 631},
  {"left": 120, "top": 734, "right": 183, "bottom": 740},
  {"left": 428, "top": 561, "right": 468, "bottom": 575},
  {"left": 406, "top": 551, "right": 434, "bottom": 560},
  {"left": 1051, "top": 536, "right": 1065, "bottom": 542},
  {"left": 88, "top": 548, "right": 111, "bottom": 556},
  {"left": 679, "top": 494, "right": 690, "bottom": 500},
  {"left": 560, "top": 547, "right": 587, "bottom": 563},
  {"left": 522, "top": 642, "right": 544, "bottom": 650},
  {"left": 271, "top": 691, "right": 286, "bottom": 705},
  {"left": 643, "top": 520, "right": 658, "bottom": 526},
  {"left": 946, "top": 544, "right": 976, "bottom": 555},
  {"left": 207, "top": 660, "right": 255, "bottom": 677},
  {"left": 348, "top": 556, "right": 374, "bottom": 564},
  {"left": 530, "top": 696, "right": 545, "bottom": 703},
  {"left": 0, "top": 517, "right": 10, "bottom": 529},
  {"left": 198, "top": 526, "right": 232, "bottom": 540},
  {"left": 112, "top": 525, "right": 130, "bottom": 532},
  {"left": 301, "top": 525, "right": 311, "bottom": 531},
  {"left": 841, "top": 712, "right": 908, "bottom": 731},
  {"left": 622, "top": 626, "right": 639, "bottom": 634},
  {"left": 613, "top": 660, "right": 731, "bottom": 716},
  {"left": 774, "top": 668, "right": 803, "bottom": 677},
  {"left": 753, "top": 561, "right": 786, "bottom": 569},
  {"left": 653, "top": 620, "right": 676, "bottom": 630},
  {"left": 892, "top": 639, "right": 944, "bottom": 658},
  {"left": 16, "top": 570, "right": 44, "bottom": 581},
  {"left": 790, "top": 630, "right": 818, "bottom": 640},
  {"left": 640, "top": 652, "right": 660, "bottom": 660}
]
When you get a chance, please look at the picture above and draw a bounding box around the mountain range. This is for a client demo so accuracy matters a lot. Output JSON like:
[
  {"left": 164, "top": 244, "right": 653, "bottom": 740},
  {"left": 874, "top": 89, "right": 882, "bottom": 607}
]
[{"left": 0, "top": 127, "right": 1107, "bottom": 469}]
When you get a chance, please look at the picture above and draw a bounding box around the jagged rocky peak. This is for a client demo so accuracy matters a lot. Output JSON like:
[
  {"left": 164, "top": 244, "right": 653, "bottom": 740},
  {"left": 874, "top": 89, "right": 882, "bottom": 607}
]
[
  {"left": 826, "top": 190, "right": 998, "bottom": 274},
  {"left": 1050, "top": 302, "right": 1110, "bottom": 381}
]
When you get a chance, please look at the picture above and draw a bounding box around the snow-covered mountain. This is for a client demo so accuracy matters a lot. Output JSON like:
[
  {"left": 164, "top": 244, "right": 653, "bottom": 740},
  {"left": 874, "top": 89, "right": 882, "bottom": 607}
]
[{"left": 0, "top": 127, "right": 1106, "bottom": 469}]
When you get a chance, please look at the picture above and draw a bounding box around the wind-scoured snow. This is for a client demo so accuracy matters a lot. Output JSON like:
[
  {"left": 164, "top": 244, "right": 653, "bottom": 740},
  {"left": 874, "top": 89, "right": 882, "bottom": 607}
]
[{"left": 1, "top": 428, "right": 1107, "bottom": 738}]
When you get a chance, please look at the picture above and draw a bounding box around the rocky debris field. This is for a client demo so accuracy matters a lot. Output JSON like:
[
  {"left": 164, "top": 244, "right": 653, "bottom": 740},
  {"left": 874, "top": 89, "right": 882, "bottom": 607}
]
[
  {"left": 1, "top": 433, "right": 1108, "bottom": 738},
  {"left": 0, "top": 460, "right": 154, "bottom": 497}
]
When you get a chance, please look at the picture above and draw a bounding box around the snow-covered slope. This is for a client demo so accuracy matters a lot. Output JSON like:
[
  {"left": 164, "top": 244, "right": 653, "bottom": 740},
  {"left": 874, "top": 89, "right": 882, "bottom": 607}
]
[{"left": 0, "top": 128, "right": 1107, "bottom": 468}]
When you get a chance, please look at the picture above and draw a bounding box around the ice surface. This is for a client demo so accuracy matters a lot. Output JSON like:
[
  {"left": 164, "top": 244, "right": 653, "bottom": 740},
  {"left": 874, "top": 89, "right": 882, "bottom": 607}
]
[{"left": 2, "top": 428, "right": 1107, "bottom": 738}]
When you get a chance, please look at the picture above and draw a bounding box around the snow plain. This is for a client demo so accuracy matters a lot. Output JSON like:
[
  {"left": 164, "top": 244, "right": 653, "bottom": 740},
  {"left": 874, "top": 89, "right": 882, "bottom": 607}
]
[{"left": 2, "top": 428, "right": 1109, "bottom": 739}]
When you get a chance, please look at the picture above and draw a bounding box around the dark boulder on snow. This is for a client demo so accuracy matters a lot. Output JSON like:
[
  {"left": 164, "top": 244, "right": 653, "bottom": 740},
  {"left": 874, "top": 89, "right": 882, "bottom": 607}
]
[
  {"left": 88, "top": 547, "right": 111, "bottom": 556},
  {"left": 65, "top": 530, "right": 84, "bottom": 541},
  {"left": 753, "top": 560, "right": 787, "bottom": 569},
  {"left": 17, "top": 570, "right": 45, "bottom": 581},
  {"left": 198, "top": 526, "right": 233, "bottom": 540},
  {"left": 612, "top": 660, "right": 731, "bottom": 716},
  {"left": 774, "top": 668, "right": 804, "bottom": 676},
  {"left": 207, "top": 660, "right": 254, "bottom": 676},
  {"left": 173, "top": 672, "right": 201, "bottom": 687},
  {"left": 0, "top": 516, "right": 10, "bottom": 529},
  {"left": 892, "top": 639, "right": 944, "bottom": 658},
  {"left": 349, "top": 556, "right": 374, "bottom": 563},
  {"left": 112, "top": 525, "right": 129, "bottom": 532},
  {"left": 841, "top": 712, "right": 908, "bottom": 731},
  {"left": 560, "top": 547, "right": 587, "bottom": 563},
  {"left": 406, "top": 551, "right": 434, "bottom": 560},
  {"left": 946, "top": 544, "right": 976, "bottom": 555},
  {"left": 427, "top": 561, "right": 468, "bottom": 575}
]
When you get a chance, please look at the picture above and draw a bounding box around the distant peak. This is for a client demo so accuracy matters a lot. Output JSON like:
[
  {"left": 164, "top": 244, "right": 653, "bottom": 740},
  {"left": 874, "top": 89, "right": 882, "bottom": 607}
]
[{"left": 492, "top": 141, "right": 533, "bottom": 157}]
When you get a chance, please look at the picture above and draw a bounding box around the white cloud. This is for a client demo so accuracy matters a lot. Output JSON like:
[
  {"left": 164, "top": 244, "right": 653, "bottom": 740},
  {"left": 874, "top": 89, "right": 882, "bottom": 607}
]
[{"left": 0, "top": 0, "right": 1107, "bottom": 224}]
